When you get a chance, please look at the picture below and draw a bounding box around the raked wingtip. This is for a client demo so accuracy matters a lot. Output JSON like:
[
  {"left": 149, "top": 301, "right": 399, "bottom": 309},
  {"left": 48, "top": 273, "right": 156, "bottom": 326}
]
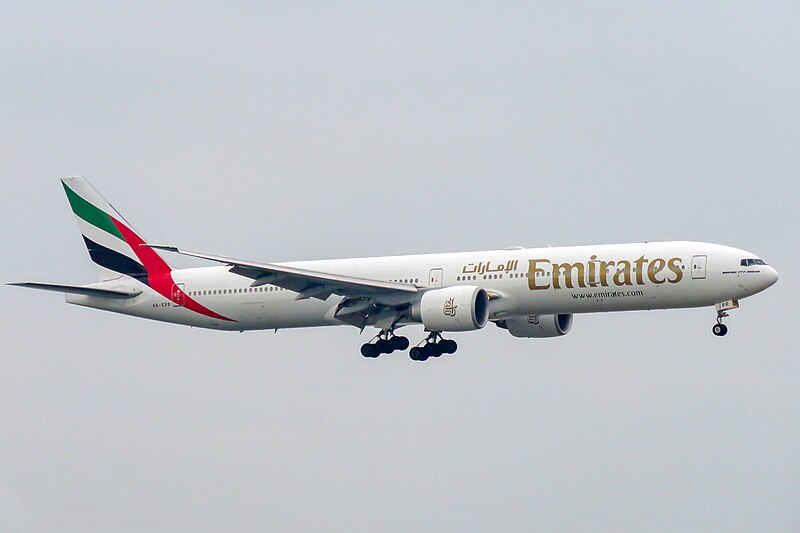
[{"left": 140, "top": 244, "right": 179, "bottom": 252}]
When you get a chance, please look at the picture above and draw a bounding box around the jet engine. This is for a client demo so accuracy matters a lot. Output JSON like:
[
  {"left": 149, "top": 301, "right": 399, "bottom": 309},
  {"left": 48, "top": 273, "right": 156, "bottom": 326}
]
[
  {"left": 496, "top": 314, "right": 573, "bottom": 338},
  {"left": 410, "top": 286, "right": 489, "bottom": 332}
]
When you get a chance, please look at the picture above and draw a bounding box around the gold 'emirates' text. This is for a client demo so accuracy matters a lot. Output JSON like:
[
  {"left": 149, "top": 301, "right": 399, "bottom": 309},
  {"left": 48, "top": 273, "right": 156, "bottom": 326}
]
[{"left": 527, "top": 256, "right": 683, "bottom": 290}]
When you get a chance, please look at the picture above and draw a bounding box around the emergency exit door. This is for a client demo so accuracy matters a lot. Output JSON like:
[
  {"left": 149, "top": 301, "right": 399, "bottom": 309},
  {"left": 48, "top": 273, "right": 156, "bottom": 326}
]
[
  {"left": 691, "top": 255, "right": 707, "bottom": 279},
  {"left": 172, "top": 283, "right": 185, "bottom": 306},
  {"left": 429, "top": 268, "right": 443, "bottom": 287}
]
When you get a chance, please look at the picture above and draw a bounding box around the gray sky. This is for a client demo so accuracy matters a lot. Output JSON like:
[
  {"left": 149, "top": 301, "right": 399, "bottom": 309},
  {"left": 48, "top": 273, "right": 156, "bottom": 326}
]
[{"left": 2, "top": 2, "right": 798, "bottom": 531}]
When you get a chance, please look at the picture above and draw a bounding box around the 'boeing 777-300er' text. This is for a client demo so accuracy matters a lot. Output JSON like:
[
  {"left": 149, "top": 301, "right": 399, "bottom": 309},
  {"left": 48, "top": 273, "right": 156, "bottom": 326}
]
[{"left": 10, "top": 178, "right": 779, "bottom": 361}]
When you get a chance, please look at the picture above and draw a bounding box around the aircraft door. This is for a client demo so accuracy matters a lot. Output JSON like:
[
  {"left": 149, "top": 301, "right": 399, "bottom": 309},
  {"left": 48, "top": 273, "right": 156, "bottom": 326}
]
[
  {"left": 429, "top": 268, "right": 443, "bottom": 288},
  {"left": 172, "top": 283, "right": 185, "bottom": 306},
  {"left": 691, "top": 255, "right": 707, "bottom": 279}
]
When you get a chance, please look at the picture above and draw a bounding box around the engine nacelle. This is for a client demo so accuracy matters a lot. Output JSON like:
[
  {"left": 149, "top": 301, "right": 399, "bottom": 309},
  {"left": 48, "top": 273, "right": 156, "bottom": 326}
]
[
  {"left": 410, "top": 286, "right": 489, "bottom": 332},
  {"left": 496, "top": 314, "right": 573, "bottom": 338}
]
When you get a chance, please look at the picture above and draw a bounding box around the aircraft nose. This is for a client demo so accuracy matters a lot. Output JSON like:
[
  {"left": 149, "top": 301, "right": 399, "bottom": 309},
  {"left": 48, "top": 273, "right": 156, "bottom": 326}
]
[{"left": 764, "top": 266, "right": 779, "bottom": 287}]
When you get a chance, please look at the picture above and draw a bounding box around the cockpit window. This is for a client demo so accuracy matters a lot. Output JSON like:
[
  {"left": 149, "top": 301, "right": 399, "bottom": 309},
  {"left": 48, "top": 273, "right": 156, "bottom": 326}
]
[{"left": 740, "top": 258, "right": 767, "bottom": 266}]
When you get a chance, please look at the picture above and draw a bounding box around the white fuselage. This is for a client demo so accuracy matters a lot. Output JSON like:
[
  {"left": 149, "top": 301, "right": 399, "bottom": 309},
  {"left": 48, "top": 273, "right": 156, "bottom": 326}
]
[{"left": 66, "top": 241, "right": 779, "bottom": 332}]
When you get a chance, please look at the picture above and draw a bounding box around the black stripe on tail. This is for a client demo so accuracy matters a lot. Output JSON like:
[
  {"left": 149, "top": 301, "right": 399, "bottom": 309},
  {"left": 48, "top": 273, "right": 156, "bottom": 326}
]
[{"left": 82, "top": 236, "right": 149, "bottom": 283}]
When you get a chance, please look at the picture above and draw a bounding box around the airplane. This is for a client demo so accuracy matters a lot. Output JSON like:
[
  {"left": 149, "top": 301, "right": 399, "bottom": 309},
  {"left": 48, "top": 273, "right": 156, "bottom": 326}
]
[{"left": 9, "top": 177, "right": 779, "bottom": 361}]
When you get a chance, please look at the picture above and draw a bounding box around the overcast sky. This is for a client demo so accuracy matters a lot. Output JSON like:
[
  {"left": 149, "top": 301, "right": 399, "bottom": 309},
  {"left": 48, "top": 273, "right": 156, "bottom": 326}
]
[{"left": 2, "top": 2, "right": 798, "bottom": 531}]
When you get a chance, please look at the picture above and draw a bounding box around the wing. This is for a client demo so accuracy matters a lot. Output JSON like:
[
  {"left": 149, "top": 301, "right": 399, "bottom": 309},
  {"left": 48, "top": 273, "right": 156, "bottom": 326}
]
[{"left": 145, "top": 245, "right": 419, "bottom": 329}]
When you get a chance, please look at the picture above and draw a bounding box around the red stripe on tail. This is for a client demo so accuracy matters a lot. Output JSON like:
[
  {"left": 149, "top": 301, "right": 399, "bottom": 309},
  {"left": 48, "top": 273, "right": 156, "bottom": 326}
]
[{"left": 110, "top": 216, "right": 235, "bottom": 322}]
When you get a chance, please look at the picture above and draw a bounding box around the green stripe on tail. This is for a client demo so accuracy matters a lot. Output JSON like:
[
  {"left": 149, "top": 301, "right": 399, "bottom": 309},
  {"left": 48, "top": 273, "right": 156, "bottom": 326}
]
[{"left": 62, "top": 181, "right": 125, "bottom": 241}]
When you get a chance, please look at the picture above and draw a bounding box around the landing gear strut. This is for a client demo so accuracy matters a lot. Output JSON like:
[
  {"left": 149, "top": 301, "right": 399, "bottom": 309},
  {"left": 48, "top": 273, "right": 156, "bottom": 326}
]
[
  {"left": 409, "top": 332, "right": 458, "bottom": 361},
  {"left": 360, "top": 330, "right": 409, "bottom": 358},
  {"left": 712, "top": 310, "right": 729, "bottom": 337}
]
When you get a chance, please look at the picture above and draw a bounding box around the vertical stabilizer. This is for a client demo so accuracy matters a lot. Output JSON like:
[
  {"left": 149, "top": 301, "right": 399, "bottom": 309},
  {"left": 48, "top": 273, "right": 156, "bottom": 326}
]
[{"left": 61, "top": 176, "right": 172, "bottom": 282}]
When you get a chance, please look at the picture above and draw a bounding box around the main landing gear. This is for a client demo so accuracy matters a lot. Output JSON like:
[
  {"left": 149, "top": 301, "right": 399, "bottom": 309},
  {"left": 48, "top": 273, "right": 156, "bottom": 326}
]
[
  {"left": 712, "top": 310, "right": 729, "bottom": 337},
  {"left": 409, "top": 332, "right": 458, "bottom": 362},
  {"left": 360, "top": 330, "right": 458, "bottom": 361},
  {"left": 360, "top": 330, "right": 410, "bottom": 358}
]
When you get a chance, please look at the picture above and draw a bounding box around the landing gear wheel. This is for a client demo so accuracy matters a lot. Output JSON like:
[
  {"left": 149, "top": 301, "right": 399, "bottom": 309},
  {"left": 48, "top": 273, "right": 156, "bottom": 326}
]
[
  {"left": 441, "top": 339, "right": 458, "bottom": 354},
  {"left": 361, "top": 329, "right": 411, "bottom": 358},
  {"left": 712, "top": 307, "right": 732, "bottom": 337},
  {"left": 375, "top": 338, "right": 392, "bottom": 354},
  {"left": 361, "top": 343, "right": 378, "bottom": 357},
  {"left": 418, "top": 347, "right": 430, "bottom": 361},
  {"left": 391, "top": 336, "right": 409, "bottom": 351},
  {"left": 409, "top": 347, "right": 427, "bottom": 361},
  {"left": 409, "top": 332, "right": 459, "bottom": 360}
]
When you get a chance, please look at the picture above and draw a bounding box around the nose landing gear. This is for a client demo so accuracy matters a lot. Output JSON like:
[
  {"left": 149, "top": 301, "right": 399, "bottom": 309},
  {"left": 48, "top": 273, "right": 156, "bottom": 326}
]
[
  {"left": 409, "top": 332, "right": 458, "bottom": 361},
  {"left": 712, "top": 310, "right": 729, "bottom": 337},
  {"left": 712, "top": 300, "right": 739, "bottom": 337},
  {"left": 360, "top": 330, "right": 410, "bottom": 358}
]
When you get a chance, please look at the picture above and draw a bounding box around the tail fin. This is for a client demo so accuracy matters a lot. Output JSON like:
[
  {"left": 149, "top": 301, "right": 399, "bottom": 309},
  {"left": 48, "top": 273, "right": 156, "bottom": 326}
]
[{"left": 61, "top": 177, "right": 172, "bottom": 282}]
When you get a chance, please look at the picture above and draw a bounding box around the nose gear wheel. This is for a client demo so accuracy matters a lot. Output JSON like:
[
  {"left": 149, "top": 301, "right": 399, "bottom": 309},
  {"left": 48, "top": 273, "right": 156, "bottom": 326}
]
[{"left": 712, "top": 310, "right": 729, "bottom": 337}]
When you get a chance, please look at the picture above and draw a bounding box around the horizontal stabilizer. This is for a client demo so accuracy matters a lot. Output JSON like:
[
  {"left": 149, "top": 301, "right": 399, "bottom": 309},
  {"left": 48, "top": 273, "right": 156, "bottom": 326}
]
[{"left": 8, "top": 282, "right": 141, "bottom": 299}]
